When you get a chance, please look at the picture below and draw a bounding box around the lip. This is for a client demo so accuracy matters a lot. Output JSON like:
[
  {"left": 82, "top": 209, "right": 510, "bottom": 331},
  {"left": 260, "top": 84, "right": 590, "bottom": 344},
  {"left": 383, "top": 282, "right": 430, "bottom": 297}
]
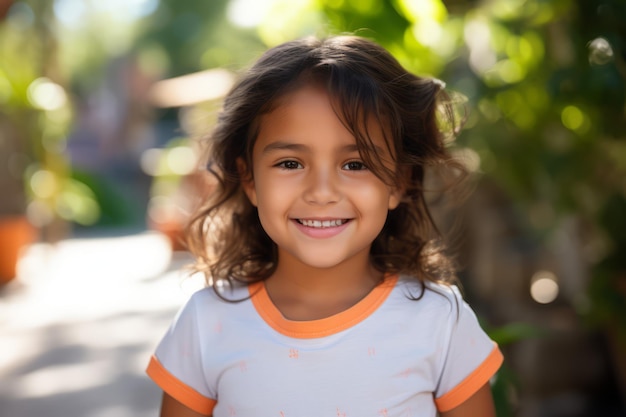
[{"left": 291, "top": 218, "right": 352, "bottom": 239}]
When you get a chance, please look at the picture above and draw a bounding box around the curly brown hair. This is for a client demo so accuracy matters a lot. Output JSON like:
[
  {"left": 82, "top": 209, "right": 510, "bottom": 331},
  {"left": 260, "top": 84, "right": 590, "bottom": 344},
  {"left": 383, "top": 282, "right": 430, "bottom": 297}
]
[{"left": 186, "top": 35, "right": 467, "bottom": 293}]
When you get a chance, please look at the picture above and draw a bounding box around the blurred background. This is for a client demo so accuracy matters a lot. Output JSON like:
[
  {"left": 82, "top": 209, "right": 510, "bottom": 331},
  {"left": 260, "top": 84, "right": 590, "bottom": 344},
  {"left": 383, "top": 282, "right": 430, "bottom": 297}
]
[{"left": 0, "top": 0, "right": 624, "bottom": 416}]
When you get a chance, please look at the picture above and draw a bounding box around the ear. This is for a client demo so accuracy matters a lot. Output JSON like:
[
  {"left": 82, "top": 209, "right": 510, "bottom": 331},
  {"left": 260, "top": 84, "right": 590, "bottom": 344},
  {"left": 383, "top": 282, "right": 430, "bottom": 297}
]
[
  {"left": 237, "top": 158, "right": 257, "bottom": 206},
  {"left": 388, "top": 187, "right": 402, "bottom": 210},
  {"left": 388, "top": 166, "right": 409, "bottom": 210}
]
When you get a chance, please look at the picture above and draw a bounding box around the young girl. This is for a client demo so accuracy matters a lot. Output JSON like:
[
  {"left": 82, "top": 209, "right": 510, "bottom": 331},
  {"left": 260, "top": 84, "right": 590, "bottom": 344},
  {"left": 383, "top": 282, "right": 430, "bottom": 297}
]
[{"left": 147, "top": 35, "right": 503, "bottom": 417}]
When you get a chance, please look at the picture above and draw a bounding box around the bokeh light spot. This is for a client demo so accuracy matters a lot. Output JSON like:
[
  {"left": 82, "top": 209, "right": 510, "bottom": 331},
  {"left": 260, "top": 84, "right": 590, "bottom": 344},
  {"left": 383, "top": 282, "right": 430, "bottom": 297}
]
[
  {"left": 27, "top": 78, "right": 68, "bottom": 111},
  {"left": 167, "top": 146, "right": 197, "bottom": 176},
  {"left": 588, "top": 37, "right": 614, "bottom": 65},
  {"left": 30, "top": 170, "right": 58, "bottom": 199},
  {"left": 530, "top": 270, "right": 559, "bottom": 304},
  {"left": 561, "top": 105, "right": 584, "bottom": 131}
]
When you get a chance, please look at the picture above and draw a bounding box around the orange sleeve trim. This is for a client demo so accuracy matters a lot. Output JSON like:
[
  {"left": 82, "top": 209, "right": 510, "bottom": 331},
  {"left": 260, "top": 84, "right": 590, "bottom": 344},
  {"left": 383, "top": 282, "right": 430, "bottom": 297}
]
[
  {"left": 435, "top": 344, "right": 504, "bottom": 412},
  {"left": 146, "top": 355, "right": 216, "bottom": 415}
]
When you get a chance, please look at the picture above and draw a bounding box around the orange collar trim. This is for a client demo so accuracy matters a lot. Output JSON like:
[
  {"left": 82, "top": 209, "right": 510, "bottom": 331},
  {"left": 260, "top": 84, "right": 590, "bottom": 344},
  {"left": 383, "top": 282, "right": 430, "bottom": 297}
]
[{"left": 249, "top": 275, "right": 398, "bottom": 339}]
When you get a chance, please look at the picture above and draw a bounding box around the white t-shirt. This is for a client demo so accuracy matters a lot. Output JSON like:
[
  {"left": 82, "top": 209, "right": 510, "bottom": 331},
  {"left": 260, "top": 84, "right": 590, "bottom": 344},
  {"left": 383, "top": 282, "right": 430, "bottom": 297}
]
[{"left": 147, "top": 275, "right": 503, "bottom": 416}]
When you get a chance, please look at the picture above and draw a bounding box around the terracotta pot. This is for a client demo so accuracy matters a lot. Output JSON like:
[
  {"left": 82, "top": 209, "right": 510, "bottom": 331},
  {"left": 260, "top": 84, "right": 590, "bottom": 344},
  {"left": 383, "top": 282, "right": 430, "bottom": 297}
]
[{"left": 0, "top": 216, "right": 36, "bottom": 284}]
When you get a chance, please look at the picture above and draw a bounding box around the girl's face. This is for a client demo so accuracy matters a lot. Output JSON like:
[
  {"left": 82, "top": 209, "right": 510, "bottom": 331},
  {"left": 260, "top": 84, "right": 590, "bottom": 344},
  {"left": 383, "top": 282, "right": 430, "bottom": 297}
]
[{"left": 242, "top": 85, "right": 401, "bottom": 271}]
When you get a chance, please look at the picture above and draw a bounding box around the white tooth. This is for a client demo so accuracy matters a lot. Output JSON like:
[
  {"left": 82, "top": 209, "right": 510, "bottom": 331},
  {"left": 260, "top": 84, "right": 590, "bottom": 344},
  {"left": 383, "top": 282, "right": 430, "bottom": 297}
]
[{"left": 300, "top": 219, "right": 347, "bottom": 228}]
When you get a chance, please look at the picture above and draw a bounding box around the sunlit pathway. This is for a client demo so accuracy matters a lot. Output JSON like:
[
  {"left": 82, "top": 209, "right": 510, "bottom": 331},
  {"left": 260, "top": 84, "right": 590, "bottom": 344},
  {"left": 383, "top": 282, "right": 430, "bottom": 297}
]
[{"left": 0, "top": 231, "right": 205, "bottom": 417}]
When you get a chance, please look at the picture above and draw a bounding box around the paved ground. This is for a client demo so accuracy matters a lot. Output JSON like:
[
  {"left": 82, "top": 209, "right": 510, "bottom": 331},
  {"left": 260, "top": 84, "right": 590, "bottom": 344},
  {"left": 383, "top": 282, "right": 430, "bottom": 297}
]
[
  {"left": 0, "top": 230, "right": 206, "bottom": 417},
  {"left": 3, "top": 229, "right": 625, "bottom": 417}
]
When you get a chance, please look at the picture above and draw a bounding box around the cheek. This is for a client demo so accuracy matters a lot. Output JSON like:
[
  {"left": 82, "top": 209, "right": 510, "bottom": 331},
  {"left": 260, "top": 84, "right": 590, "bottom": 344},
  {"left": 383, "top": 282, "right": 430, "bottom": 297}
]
[
  {"left": 254, "top": 181, "right": 288, "bottom": 218},
  {"left": 355, "top": 183, "right": 394, "bottom": 206}
]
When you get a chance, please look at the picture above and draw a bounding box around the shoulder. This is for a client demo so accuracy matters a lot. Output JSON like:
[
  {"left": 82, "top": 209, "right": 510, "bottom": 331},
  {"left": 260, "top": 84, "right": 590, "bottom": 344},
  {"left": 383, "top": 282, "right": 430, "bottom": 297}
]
[
  {"left": 393, "top": 276, "right": 463, "bottom": 312},
  {"left": 162, "top": 283, "right": 255, "bottom": 344},
  {"left": 183, "top": 286, "right": 220, "bottom": 311},
  {"left": 188, "top": 281, "right": 251, "bottom": 301},
  {"left": 177, "top": 283, "right": 252, "bottom": 318}
]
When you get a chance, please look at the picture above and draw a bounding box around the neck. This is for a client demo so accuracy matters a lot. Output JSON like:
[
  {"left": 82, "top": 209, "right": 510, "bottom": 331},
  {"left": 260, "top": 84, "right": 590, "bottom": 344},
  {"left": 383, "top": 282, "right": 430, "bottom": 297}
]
[{"left": 264, "top": 250, "right": 384, "bottom": 320}]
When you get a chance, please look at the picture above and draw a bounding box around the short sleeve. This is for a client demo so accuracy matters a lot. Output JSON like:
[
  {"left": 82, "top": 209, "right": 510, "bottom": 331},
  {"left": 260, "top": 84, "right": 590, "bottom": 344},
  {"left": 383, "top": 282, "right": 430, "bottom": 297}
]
[
  {"left": 146, "top": 291, "right": 217, "bottom": 415},
  {"left": 433, "top": 287, "right": 503, "bottom": 412}
]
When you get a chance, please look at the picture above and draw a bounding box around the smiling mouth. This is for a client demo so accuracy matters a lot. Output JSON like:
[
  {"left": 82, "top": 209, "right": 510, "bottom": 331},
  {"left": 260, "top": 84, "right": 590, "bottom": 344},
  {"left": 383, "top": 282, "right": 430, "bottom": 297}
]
[{"left": 296, "top": 219, "right": 350, "bottom": 228}]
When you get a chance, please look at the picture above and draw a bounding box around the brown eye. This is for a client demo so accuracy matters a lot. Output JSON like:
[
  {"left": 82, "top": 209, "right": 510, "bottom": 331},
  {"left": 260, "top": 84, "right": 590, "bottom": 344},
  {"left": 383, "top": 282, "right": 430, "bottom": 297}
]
[
  {"left": 343, "top": 161, "right": 367, "bottom": 171},
  {"left": 277, "top": 160, "right": 302, "bottom": 170}
]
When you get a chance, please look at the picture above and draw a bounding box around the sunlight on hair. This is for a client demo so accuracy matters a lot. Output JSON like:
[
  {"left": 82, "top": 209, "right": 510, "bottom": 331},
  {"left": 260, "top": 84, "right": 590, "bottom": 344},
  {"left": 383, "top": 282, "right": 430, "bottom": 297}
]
[
  {"left": 530, "top": 270, "right": 559, "bottom": 304},
  {"left": 436, "top": 90, "right": 468, "bottom": 143},
  {"left": 452, "top": 147, "right": 481, "bottom": 172}
]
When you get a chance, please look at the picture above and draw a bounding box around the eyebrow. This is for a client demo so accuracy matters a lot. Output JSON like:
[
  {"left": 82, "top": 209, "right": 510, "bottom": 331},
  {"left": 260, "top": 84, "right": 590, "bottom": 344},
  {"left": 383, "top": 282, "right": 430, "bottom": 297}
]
[
  {"left": 261, "top": 141, "right": 308, "bottom": 154},
  {"left": 261, "top": 141, "right": 381, "bottom": 155}
]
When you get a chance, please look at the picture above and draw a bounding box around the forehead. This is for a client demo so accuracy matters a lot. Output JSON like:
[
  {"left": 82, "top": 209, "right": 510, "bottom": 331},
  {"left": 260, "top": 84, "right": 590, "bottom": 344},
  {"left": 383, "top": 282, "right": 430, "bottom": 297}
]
[{"left": 254, "top": 84, "right": 390, "bottom": 151}]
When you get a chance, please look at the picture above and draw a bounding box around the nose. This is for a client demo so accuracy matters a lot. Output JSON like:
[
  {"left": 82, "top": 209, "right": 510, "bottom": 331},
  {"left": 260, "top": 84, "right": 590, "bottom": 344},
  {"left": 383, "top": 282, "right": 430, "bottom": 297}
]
[{"left": 303, "top": 165, "right": 341, "bottom": 205}]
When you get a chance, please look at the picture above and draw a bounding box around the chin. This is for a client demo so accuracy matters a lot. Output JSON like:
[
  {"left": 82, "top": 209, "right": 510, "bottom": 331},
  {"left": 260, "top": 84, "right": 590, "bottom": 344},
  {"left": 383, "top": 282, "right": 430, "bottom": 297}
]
[{"left": 291, "top": 251, "right": 358, "bottom": 270}]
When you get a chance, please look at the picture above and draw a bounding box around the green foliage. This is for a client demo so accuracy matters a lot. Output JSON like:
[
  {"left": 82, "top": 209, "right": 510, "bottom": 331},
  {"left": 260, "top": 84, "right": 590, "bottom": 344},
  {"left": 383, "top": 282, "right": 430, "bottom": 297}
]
[
  {"left": 588, "top": 194, "right": 626, "bottom": 337},
  {"left": 487, "top": 322, "right": 544, "bottom": 346},
  {"left": 290, "top": 0, "right": 626, "bottom": 412},
  {"left": 132, "top": 1, "right": 625, "bottom": 343},
  {"left": 135, "top": 0, "right": 266, "bottom": 77},
  {"left": 0, "top": 1, "right": 101, "bottom": 228},
  {"left": 5, "top": 0, "right": 624, "bottom": 345},
  {"left": 305, "top": 0, "right": 626, "bottom": 336},
  {"left": 71, "top": 170, "right": 142, "bottom": 227},
  {"left": 485, "top": 322, "right": 544, "bottom": 415},
  {"left": 491, "top": 363, "right": 520, "bottom": 417}
]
